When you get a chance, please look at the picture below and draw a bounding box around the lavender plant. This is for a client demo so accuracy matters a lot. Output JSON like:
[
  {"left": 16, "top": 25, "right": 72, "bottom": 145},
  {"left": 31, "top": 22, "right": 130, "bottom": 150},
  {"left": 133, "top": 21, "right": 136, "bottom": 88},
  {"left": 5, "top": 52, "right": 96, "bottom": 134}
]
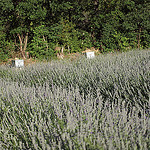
[{"left": 0, "top": 49, "right": 150, "bottom": 149}]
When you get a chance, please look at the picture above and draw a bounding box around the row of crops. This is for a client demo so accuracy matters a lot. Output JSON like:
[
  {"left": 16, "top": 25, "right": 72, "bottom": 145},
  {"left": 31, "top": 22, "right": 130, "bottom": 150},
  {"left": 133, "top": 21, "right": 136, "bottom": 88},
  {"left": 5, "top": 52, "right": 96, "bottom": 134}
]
[{"left": 0, "top": 50, "right": 150, "bottom": 149}]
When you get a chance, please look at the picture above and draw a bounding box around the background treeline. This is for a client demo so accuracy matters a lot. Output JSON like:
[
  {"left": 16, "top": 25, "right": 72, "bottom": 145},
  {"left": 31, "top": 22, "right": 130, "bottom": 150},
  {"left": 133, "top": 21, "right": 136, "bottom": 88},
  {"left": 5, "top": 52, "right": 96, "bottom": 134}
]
[{"left": 0, "top": 0, "right": 150, "bottom": 61}]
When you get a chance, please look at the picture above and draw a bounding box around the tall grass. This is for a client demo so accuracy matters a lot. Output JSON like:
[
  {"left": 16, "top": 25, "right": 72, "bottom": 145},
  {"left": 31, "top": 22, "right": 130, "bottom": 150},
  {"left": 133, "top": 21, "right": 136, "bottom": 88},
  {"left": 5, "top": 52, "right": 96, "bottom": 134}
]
[{"left": 0, "top": 50, "right": 150, "bottom": 149}]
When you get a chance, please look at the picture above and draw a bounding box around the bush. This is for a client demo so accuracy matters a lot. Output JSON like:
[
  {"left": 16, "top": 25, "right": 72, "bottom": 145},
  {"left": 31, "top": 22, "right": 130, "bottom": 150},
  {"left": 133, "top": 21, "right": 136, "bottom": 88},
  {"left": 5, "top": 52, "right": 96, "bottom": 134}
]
[{"left": 0, "top": 50, "right": 8, "bottom": 62}]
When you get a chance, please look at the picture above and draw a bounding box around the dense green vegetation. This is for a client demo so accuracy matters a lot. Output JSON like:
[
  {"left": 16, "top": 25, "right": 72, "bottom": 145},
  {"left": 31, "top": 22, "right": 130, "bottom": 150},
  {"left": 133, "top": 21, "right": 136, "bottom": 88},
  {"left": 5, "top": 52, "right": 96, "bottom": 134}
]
[
  {"left": 0, "top": 0, "right": 150, "bottom": 62},
  {"left": 0, "top": 50, "right": 150, "bottom": 149}
]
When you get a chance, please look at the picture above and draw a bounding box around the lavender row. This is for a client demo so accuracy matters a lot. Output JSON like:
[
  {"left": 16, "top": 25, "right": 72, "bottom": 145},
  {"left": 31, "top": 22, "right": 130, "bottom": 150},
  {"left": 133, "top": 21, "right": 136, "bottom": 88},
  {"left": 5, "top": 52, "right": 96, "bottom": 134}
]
[
  {"left": 0, "top": 49, "right": 150, "bottom": 149},
  {"left": 0, "top": 80, "right": 149, "bottom": 149},
  {"left": 0, "top": 50, "right": 149, "bottom": 109}
]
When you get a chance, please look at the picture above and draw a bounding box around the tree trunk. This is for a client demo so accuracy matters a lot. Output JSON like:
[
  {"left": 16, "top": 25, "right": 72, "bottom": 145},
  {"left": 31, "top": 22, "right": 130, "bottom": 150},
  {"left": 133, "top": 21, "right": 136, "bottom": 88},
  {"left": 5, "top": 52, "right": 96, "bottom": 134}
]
[
  {"left": 68, "top": 45, "right": 70, "bottom": 54},
  {"left": 23, "top": 33, "right": 28, "bottom": 54},
  {"left": 17, "top": 33, "right": 23, "bottom": 58},
  {"left": 43, "top": 35, "right": 48, "bottom": 50},
  {"left": 61, "top": 46, "right": 64, "bottom": 54},
  {"left": 17, "top": 33, "right": 28, "bottom": 59}
]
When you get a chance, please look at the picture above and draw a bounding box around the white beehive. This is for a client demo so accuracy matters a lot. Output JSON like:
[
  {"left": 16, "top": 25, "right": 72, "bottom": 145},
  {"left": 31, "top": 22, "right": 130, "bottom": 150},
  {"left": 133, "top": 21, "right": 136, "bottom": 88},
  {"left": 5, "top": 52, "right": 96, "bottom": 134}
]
[
  {"left": 12, "top": 59, "right": 24, "bottom": 68},
  {"left": 85, "top": 51, "right": 95, "bottom": 59}
]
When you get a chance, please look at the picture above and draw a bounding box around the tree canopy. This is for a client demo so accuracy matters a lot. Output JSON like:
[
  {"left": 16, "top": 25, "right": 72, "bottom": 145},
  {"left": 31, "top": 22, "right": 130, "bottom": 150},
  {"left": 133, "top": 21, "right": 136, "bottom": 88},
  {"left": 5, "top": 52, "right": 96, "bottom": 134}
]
[{"left": 0, "top": 0, "right": 150, "bottom": 61}]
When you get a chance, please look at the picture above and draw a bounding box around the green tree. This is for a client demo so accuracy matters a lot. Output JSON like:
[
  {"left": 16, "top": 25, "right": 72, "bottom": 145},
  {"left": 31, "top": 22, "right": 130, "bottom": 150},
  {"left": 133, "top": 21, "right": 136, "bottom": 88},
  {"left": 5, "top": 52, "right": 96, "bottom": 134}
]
[
  {"left": 0, "top": 0, "right": 150, "bottom": 62},
  {"left": 0, "top": 0, "right": 14, "bottom": 61},
  {"left": 11, "top": 0, "right": 47, "bottom": 58},
  {"left": 0, "top": 0, "right": 47, "bottom": 59},
  {"left": 122, "top": 0, "right": 150, "bottom": 49},
  {"left": 29, "top": 25, "right": 54, "bottom": 59}
]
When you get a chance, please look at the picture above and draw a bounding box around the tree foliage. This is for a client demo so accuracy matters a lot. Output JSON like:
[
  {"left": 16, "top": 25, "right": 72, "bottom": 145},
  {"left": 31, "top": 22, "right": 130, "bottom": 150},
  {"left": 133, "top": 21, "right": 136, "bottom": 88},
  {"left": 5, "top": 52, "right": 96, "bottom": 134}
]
[{"left": 0, "top": 0, "right": 150, "bottom": 61}]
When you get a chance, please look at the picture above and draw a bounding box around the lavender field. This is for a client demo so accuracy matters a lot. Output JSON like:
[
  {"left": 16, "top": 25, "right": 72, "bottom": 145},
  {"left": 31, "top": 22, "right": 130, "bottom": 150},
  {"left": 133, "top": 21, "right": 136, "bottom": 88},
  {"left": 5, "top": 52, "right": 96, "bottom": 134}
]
[{"left": 0, "top": 50, "right": 150, "bottom": 150}]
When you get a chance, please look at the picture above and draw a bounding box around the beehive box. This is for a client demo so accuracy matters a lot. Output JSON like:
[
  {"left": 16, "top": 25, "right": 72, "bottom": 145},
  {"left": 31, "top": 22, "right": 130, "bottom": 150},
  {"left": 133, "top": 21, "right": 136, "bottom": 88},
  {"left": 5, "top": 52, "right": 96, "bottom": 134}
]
[
  {"left": 12, "top": 59, "right": 24, "bottom": 68},
  {"left": 82, "top": 49, "right": 95, "bottom": 59},
  {"left": 85, "top": 51, "right": 95, "bottom": 58}
]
